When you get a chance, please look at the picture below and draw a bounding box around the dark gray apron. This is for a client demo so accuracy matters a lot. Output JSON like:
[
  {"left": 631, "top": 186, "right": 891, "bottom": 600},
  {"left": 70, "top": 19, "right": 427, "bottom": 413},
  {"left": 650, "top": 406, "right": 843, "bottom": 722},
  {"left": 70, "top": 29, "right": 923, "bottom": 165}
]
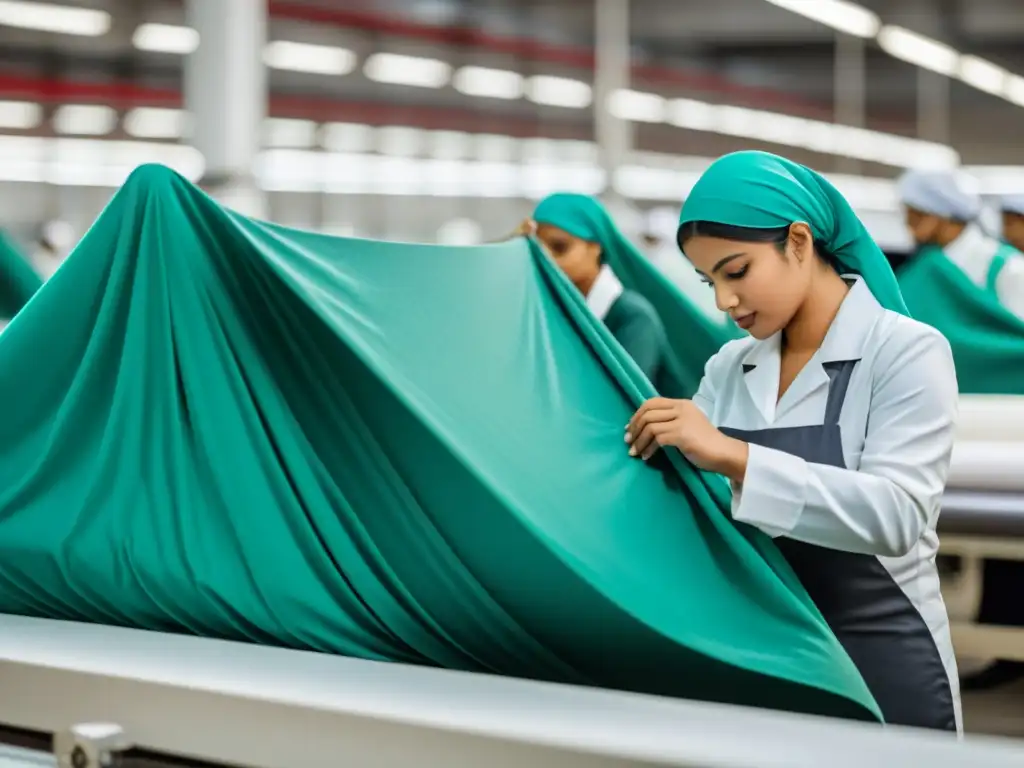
[{"left": 721, "top": 359, "right": 957, "bottom": 731}]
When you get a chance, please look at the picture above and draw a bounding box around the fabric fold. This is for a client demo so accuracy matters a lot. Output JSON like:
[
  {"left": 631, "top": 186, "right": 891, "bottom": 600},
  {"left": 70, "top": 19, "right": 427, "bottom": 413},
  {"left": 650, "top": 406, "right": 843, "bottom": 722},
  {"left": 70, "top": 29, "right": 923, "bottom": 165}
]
[{"left": 0, "top": 164, "right": 879, "bottom": 722}]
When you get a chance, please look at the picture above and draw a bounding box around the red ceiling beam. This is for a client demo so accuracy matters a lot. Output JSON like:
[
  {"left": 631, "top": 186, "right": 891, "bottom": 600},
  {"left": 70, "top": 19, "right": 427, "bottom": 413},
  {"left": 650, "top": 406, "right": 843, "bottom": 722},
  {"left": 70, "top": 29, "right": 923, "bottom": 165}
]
[{"left": 0, "top": 74, "right": 589, "bottom": 138}]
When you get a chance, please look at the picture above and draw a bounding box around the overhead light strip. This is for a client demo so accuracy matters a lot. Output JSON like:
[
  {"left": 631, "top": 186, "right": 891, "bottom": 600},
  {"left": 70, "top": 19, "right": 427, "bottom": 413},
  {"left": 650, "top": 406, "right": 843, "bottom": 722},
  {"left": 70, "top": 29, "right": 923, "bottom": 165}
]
[
  {"left": 0, "top": 0, "right": 110, "bottom": 36},
  {"left": 765, "top": 1, "right": 1024, "bottom": 109}
]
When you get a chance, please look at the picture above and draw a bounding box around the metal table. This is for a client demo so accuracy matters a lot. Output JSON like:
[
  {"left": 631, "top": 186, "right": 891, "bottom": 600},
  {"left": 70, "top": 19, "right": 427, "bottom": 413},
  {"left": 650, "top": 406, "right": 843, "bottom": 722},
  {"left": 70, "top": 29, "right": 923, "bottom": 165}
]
[
  {"left": 1, "top": 615, "right": 1022, "bottom": 768},
  {"left": 939, "top": 490, "right": 1024, "bottom": 662}
]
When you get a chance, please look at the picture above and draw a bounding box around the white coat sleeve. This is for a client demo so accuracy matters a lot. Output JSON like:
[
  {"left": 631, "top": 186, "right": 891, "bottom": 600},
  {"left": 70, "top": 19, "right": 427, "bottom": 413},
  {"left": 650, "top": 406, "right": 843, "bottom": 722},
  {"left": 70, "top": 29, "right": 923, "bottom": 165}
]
[
  {"left": 995, "top": 256, "right": 1024, "bottom": 321},
  {"left": 731, "top": 326, "right": 959, "bottom": 557}
]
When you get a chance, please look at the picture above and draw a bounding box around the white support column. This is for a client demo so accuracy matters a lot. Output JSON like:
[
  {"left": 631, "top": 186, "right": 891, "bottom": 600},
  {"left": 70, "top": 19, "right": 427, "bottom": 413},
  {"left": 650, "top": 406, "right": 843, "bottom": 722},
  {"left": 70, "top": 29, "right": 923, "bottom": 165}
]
[
  {"left": 833, "top": 33, "right": 866, "bottom": 175},
  {"left": 594, "top": 0, "right": 633, "bottom": 212},
  {"left": 184, "top": 0, "right": 267, "bottom": 218}
]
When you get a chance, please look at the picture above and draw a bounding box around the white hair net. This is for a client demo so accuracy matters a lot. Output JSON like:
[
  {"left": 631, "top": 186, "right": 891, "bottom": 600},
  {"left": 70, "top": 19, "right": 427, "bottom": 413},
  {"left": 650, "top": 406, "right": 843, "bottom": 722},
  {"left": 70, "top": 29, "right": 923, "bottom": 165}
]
[
  {"left": 897, "top": 169, "right": 982, "bottom": 222},
  {"left": 1000, "top": 195, "right": 1024, "bottom": 216}
]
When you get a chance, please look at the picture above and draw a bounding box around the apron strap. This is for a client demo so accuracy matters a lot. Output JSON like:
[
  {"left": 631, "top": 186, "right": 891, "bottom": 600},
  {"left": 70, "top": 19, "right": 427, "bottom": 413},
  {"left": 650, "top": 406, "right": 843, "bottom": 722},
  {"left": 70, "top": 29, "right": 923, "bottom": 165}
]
[{"left": 822, "top": 360, "right": 859, "bottom": 427}]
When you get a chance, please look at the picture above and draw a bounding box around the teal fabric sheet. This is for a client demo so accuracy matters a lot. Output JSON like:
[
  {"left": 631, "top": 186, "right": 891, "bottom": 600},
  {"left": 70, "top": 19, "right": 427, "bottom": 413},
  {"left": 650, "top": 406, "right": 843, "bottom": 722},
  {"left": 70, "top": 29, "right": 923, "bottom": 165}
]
[{"left": 0, "top": 165, "right": 879, "bottom": 722}]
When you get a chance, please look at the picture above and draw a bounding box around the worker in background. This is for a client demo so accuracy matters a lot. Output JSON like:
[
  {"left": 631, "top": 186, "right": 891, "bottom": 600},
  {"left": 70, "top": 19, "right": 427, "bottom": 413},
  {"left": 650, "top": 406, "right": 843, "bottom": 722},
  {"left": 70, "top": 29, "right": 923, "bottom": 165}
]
[
  {"left": 898, "top": 170, "right": 1024, "bottom": 319},
  {"left": 627, "top": 151, "right": 961, "bottom": 732},
  {"left": 510, "top": 194, "right": 670, "bottom": 385},
  {"left": 1000, "top": 195, "right": 1024, "bottom": 254},
  {"left": 900, "top": 180, "right": 1024, "bottom": 692}
]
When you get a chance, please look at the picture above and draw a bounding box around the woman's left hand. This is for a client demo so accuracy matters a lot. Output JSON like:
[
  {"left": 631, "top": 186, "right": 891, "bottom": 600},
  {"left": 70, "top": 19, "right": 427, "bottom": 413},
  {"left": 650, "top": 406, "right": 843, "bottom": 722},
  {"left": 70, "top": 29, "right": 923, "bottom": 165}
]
[{"left": 625, "top": 398, "right": 748, "bottom": 481}]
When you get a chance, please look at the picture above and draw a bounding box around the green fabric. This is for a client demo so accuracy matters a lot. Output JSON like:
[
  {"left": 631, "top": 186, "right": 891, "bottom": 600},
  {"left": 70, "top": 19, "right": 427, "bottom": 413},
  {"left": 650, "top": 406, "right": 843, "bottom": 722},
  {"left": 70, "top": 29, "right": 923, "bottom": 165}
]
[
  {"left": 0, "top": 164, "right": 880, "bottom": 722},
  {"left": 680, "top": 151, "right": 908, "bottom": 315},
  {"left": 533, "top": 193, "right": 742, "bottom": 397},
  {"left": 899, "top": 244, "right": 1024, "bottom": 393},
  {"left": 984, "top": 242, "right": 1017, "bottom": 294},
  {"left": 0, "top": 231, "right": 43, "bottom": 319},
  {"left": 602, "top": 292, "right": 666, "bottom": 384}
]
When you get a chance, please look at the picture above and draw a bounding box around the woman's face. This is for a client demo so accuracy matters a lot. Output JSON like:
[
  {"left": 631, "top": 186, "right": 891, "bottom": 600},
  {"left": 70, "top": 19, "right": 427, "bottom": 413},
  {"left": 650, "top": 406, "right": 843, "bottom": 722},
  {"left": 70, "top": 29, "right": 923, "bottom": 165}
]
[
  {"left": 682, "top": 224, "right": 815, "bottom": 340},
  {"left": 904, "top": 206, "right": 965, "bottom": 248},
  {"left": 535, "top": 224, "right": 602, "bottom": 292},
  {"left": 1003, "top": 211, "right": 1024, "bottom": 251},
  {"left": 904, "top": 207, "right": 944, "bottom": 246}
]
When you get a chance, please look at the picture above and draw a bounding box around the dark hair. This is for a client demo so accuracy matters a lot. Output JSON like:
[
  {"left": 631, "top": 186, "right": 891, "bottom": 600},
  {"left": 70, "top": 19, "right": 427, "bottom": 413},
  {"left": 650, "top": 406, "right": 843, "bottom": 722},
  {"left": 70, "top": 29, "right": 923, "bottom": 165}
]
[{"left": 677, "top": 220, "right": 842, "bottom": 272}]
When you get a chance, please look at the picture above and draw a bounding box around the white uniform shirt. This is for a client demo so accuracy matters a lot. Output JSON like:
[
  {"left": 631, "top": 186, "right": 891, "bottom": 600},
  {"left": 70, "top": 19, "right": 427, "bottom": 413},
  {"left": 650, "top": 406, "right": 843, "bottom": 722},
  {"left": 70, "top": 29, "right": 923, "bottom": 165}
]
[
  {"left": 944, "top": 223, "right": 1024, "bottom": 320},
  {"left": 692, "top": 277, "right": 962, "bottom": 730},
  {"left": 585, "top": 264, "right": 624, "bottom": 322}
]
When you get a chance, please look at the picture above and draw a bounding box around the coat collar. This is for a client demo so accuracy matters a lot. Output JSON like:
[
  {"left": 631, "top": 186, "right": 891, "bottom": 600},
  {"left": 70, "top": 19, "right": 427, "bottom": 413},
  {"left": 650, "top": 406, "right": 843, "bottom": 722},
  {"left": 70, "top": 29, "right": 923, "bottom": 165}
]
[
  {"left": 586, "top": 264, "right": 624, "bottom": 321},
  {"left": 739, "top": 276, "right": 883, "bottom": 423}
]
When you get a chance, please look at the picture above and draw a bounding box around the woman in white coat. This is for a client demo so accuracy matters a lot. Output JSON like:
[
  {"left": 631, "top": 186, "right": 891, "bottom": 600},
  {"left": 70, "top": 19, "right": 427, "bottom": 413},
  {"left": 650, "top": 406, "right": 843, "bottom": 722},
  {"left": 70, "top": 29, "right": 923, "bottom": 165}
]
[{"left": 625, "top": 151, "right": 961, "bottom": 733}]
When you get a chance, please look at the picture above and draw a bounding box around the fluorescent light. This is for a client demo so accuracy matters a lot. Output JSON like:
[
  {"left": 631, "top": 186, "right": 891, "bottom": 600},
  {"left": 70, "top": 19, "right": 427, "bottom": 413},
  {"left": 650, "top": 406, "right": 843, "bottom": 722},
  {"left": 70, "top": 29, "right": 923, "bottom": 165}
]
[
  {"left": 264, "top": 41, "right": 357, "bottom": 76},
  {"left": 0, "top": 136, "right": 202, "bottom": 186},
  {"left": 320, "top": 122, "right": 375, "bottom": 153},
  {"left": 526, "top": 75, "right": 592, "bottom": 108},
  {"left": 0, "top": 0, "right": 110, "bottom": 36},
  {"left": 436, "top": 218, "right": 482, "bottom": 245},
  {"left": 428, "top": 130, "right": 470, "bottom": 160},
  {"left": 263, "top": 118, "right": 318, "bottom": 148},
  {"left": 762, "top": 0, "right": 880, "bottom": 38},
  {"left": 453, "top": 66, "right": 523, "bottom": 99},
  {"left": 376, "top": 125, "right": 424, "bottom": 157},
  {"left": 559, "top": 140, "right": 599, "bottom": 164},
  {"left": 473, "top": 133, "right": 517, "bottom": 162},
  {"left": 665, "top": 96, "right": 959, "bottom": 169},
  {"left": 521, "top": 137, "right": 560, "bottom": 162},
  {"left": 614, "top": 166, "right": 695, "bottom": 201},
  {"left": 1005, "top": 75, "right": 1024, "bottom": 107},
  {"left": 132, "top": 23, "right": 198, "bottom": 54},
  {"left": 374, "top": 156, "right": 426, "bottom": 194},
  {"left": 364, "top": 53, "right": 450, "bottom": 88},
  {"left": 520, "top": 162, "right": 605, "bottom": 199},
  {"left": 958, "top": 55, "right": 1008, "bottom": 96},
  {"left": 53, "top": 104, "right": 116, "bottom": 136},
  {"left": 667, "top": 98, "right": 719, "bottom": 131},
  {"left": 256, "top": 149, "right": 324, "bottom": 193},
  {"left": 608, "top": 89, "right": 665, "bottom": 123},
  {"left": 421, "top": 158, "right": 471, "bottom": 196},
  {"left": 0, "top": 100, "right": 41, "bottom": 129},
  {"left": 877, "top": 26, "right": 959, "bottom": 76},
  {"left": 123, "top": 107, "right": 187, "bottom": 139},
  {"left": 465, "top": 162, "right": 520, "bottom": 198}
]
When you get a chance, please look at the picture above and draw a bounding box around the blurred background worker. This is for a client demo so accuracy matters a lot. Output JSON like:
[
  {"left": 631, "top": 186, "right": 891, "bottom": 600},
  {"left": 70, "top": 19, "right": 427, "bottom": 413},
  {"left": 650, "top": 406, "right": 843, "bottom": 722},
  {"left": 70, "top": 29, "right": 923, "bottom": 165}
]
[
  {"left": 899, "top": 170, "right": 1024, "bottom": 318},
  {"left": 525, "top": 193, "right": 670, "bottom": 383},
  {"left": 1001, "top": 196, "right": 1024, "bottom": 254}
]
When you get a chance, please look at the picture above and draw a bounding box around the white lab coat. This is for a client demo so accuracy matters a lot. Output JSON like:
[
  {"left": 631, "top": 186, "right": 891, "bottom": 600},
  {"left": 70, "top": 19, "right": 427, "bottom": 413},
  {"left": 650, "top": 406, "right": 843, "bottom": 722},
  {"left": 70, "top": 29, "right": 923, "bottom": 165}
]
[
  {"left": 943, "top": 223, "right": 1024, "bottom": 320},
  {"left": 585, "top": 265, "right": 623, "bottom": 321},
  {"left": 693, "top": 277, "right": 961, "bottom": 728}
]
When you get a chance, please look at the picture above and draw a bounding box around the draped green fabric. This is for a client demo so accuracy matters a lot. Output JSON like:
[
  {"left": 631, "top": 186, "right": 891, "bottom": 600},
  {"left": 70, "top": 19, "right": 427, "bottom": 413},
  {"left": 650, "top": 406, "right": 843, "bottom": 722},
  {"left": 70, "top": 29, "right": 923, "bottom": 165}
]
[
  {"left": 680, "top": 151, "right": 908, "bottom": 315},
  {"left": 534, "top": 193, "right": 741, "bottom": 397},
  {"left": 898, "top": 244, "right": 1024, "bottom": 393},
  {"left": 0, "top": 164, "right": 879, "bottom": 722},
  {"left": 0, "top": 231, "right": 43, "bottom": 319}
]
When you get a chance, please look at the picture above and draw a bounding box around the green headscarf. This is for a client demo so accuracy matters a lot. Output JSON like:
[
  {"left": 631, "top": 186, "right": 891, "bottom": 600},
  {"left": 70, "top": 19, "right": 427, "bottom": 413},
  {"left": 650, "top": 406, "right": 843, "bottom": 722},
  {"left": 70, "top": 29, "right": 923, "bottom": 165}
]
[
  {"left": 533, "top": 193, "right": 741, "bottom": 397},
  {"left": 679, "top": 151, "right": 908, "bottom": 315},
  {"left": 0, "top": 231, "right": 43, "bottom": 319}
]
